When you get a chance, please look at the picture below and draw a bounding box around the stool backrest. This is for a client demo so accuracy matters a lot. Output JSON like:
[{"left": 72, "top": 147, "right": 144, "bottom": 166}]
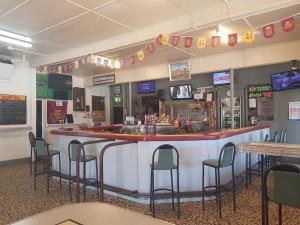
[
  {"left": 264, "top": 134, "right": 269, "bottom": 142},
  {"left": 281, "top": 129, "right": 287, "bottom": 143},
  {"left": 273, "top": 131, "right": 278, "bottom": 143},
  {"left": 28, "top": 132, "right": 36, "bottom": 148},
  {"left": 264, "top": 164, "right": 300, "bottom": 209},
  {"left": 152, "top": 144, "right": 179, "bottom": 170},
  {"left": 219, "top": 142, "right": 235, "bottom": 167},
  {"left": 68, "top": 140, "right": 85, "bottom": 161},
  {"left": 35, "top": 138, "right": 49, "bottom": 156}
]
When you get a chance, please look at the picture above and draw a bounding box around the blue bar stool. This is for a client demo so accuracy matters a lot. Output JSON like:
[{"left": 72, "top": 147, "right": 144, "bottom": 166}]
[
  {"left": 202, "top": 142, "right": 236, "bottom": 218},
  {"left": 150, "top": 144, "right": 180, "bottom": 219}
]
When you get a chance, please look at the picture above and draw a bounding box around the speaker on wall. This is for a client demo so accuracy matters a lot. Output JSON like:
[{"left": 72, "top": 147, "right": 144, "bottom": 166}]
[{"left": 157, "top": 89, "right": 165, "bottom": 101}]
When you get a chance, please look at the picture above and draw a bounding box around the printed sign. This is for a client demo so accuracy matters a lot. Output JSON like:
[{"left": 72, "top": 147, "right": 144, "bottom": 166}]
[
  {"left": 289, "top": 102, "right": 300, "bottom": 120},
  {"left": 93, "top": 74, "right": 115, "bottom": 86},
  {"left": 47, "top": 100, "right": 68, "bottom": 124}
]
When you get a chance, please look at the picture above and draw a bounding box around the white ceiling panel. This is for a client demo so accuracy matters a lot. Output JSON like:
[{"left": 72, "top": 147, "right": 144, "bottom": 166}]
[
  {"left": 170, "top": 0, "right": 225, "bottom": 13},
  {"left": 68, "top": 0, "right": 115, "bottom": 9},
  {"left": 0, "top": 0, "right": 85, "bottom": 35},
  {"left": 33, "top": 13, "right": 130, "bottom": 47},
  {"left": 0, "top": 0, "right": 27, "bottom": 16},
  {"left": 96, "top": 0, "right": 187, "bottom": 29}
]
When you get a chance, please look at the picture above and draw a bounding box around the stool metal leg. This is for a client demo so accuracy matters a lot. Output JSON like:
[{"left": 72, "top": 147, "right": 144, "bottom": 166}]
[
  {"left": 215, "top": 168, "right": 218, "bottom": 205},
  {"left": 202, "top": 163, "right": 205, "bottom": 211},
  {"left": 69, "top": 160, "right": 72, "bottom": 201},
  {"left": 249, "top": 154, "right": 252, "bottom": 185},
  {"left": 58, "top": 154, "right": 62, "bottom": 189},
  {"left": 170, "top": 169, "right": 175, "bottom": 210},
  {"left": 246, "top": 153, "right": 248, "bottom": 189},
  {"left": 34, "top": 158, "right": 37, "bottom": 191},
  {"left": 217, "top": 168, "right": 222, "bottom": 218},
  {"left": 232, "top": 164, "right": 236, "bottom": 211},
  {"left": 152, "top": 169, "right": 155, "bottom": 217},
  {"left": 83, "top": 161, "right": 86, "bottom": 202},
  {"left": 176, "top": 167, "right": 180, "bottom": 219},
  {"left": 47, "top": 158, "right": 50, "bottom": 193},
  {"left": 279, "top": 204, "right": 282, "bottom": 225},
  {"left": 95, "top": 159, "right": 99, "bottom": 199},
  {"left": 30, "top": 148, "right": 33, "bottom": 176},
  {"left": 149, "top": 169, "right": 153, "bottom": 212}
]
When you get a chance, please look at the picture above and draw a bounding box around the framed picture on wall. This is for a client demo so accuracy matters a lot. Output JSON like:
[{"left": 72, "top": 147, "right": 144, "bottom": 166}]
[
  {"left": 169, "top": 61, "right": 190, "bottom": 81},
  {"left": 73, "top": 87, "right": 85, "bottom": 111},
  {"left": 92, "top": 96, "right": 105, "bottom": 121}
]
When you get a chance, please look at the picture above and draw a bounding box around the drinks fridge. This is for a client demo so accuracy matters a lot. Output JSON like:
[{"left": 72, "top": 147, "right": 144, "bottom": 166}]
[{"left": 220, "top": 97, "right": 241, "bottom": 129}]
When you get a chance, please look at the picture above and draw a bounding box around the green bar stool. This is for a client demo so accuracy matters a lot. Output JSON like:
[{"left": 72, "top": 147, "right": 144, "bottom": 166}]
[
  {"left": 68, "top": 140, "right": 99, "bottom": 201},
  {"left": 32, "top": 137, "right": 61, "bottom": 193},
  {"left": 150, "top": 144, "right": 180, "bottom": 219},
  {"left": 263, "top": 164, "right": 300, "bottom": 225},
  {"left": 202, "top": 142, "right": 236, "bottom": 218}
]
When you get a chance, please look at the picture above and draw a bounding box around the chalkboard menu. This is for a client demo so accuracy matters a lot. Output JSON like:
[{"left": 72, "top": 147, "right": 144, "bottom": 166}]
[{"left": 0, "top": 95, "right": 27, "bottom": 125}]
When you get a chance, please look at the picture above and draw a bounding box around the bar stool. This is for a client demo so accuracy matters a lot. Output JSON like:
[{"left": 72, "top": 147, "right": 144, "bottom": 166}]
[
  {"left": 68, "top": 140, "right": 99, "bottom": 201},
  {"left": 150, "top": 144, "right": 180, "bottom": 219},
  {"left": 202, "top": 142, "right": 236, "bottom": 218},
  {"left": 31, "top": 137, "right": 62, "bottom": 192}
]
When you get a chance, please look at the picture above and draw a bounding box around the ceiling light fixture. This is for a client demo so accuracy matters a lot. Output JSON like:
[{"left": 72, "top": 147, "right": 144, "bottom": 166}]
[{"left": 0, "top": 29, "right": 32, "bottom": 48}]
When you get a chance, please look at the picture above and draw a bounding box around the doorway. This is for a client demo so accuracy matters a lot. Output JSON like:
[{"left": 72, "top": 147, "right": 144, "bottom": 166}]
[{"left": 36, "top": 100, "right": 42, "bottom": 138}]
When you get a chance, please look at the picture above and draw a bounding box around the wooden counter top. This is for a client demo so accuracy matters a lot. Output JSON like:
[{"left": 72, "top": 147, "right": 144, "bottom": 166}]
[{"left": 50, "top": 125, "right": 270, "bottom": 141}]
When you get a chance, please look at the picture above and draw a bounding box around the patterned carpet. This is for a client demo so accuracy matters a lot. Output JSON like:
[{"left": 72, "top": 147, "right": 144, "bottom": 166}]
[{"left": 0, "top": 162, "right": 300, "bottom": 225}]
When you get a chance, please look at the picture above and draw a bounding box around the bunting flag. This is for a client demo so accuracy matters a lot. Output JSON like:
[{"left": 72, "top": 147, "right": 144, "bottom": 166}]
[
  {"left": 281, "top": 17, "right": 295, "bottom": 32},
  {"left": 243, "top": 29, "right": 256, "bottom": 43},
  {"left": 211, "top": 36, "right": 220, "bottom": 47},
  {"left": 228, "top": 33, "right": 237, "bottom": 47},
  {"left": 162, "top": 34, "right": 170, "bottom": 45},
  {"left": 156, "top": 34, "right": 163, "bottom": 45},
  {"left": 262, "top": 24, "right": 275, "bottom": 38},
  {"left": 171, "top": 36, "right": 180, "bottom": 47},
  {"left": 197, "top": 37, "right": 206, "bottom": 49},
  {"left": 184, "top": 37, "right": 193, "bottom": 48},
  {"left": 37, "top": 13, "right": 297, "bottom": 72},
  {"left": 129, "top": 56, "right": 135, "bottom": 64},
  {"left": 74, "top": 60, "right": 79, "bottom": 69},
  {"left": 147, "top": 43, "right": 155, "bottom": 54},
  {"left": 57, "top": 66, "right": 62, "bottom": 73},
  {"left": 137, "top": 50, "right": 145, "bottom": 61}
]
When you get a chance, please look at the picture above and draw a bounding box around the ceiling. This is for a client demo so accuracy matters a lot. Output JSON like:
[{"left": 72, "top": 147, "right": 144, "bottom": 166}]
[{"left": 0, "top": 0, "right": 299, "bottom": 76}]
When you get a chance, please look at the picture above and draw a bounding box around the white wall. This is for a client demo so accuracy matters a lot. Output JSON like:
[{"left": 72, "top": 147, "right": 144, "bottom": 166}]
[{"left": 0, "top": 62, "right": 36, "bottom": 161}]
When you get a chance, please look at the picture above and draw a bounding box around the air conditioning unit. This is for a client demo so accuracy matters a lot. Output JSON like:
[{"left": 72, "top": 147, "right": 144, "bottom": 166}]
[{"left": 0, "top": 62, "right": 15, "bottom": 80}]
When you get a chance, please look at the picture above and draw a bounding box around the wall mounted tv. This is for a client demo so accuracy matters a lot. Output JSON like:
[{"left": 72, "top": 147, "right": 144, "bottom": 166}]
[
  {"left": 48, "top": 73, "right": 72, "bottom": 90},
  {"left": 137, "top": 80, "right": 155, "bottom": 93},
  {"left": 170, "top": 84, "right": 193, "bottom": 100},
  {"left": 213, "top": 71, "right": 231, "bottom": 86},
  {"left": 271, "top": 69, "right": 300, "bottom": 91}
]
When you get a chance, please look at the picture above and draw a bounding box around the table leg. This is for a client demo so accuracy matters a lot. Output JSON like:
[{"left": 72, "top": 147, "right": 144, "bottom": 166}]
[{"left": 260, "top": 154, "right": 266, "bottom": 225}]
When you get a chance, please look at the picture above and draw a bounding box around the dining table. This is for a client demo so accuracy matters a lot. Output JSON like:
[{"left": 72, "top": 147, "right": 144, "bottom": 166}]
[
  {"left": 10, "top": 202, "right": 174, "bottom": 225},
  {"left": 238, "top": 142, "right": 300, "bottom": 225}
]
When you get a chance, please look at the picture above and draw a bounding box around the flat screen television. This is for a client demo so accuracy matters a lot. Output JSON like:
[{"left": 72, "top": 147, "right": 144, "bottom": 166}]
[
  {"left": 170, "top": 84, "right": 193, "bottom": 100},
  {"left": 137, "top": 81, "right": 155, "bottom": 93},
  {"left": 48, "top": 73, "right": 72, "bottom": 90},
  {"left": 271, "top": 69, "right": 300, "bottom": 91},
  {"left": 213, "top": 71, "right": 231, "bottom": 86}
]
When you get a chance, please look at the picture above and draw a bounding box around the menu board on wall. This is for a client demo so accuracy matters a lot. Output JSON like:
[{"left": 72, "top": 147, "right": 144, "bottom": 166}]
[
  {"left": 289, "top": 102, "right": 300, "bottom": 120},
  {"left": 47, "top": 100, "right": 68, "bottom": 124},
  {"left": 92, "top": 96, "right": 105, "bottom": 121},
  {"left": 0, "top": 95, "right": 26, "bottom": 125},
  {"left": 257, "top": 97, "right": 274, "bottom": 121}
]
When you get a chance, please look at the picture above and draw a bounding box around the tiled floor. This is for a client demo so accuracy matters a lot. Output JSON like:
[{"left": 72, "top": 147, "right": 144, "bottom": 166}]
[{"left": 0, "top": 162, "right": 300, "bottom": 225}]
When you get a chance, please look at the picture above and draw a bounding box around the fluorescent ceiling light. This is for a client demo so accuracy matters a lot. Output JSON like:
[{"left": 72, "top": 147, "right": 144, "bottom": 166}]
[
  {"left": 0, "top": 36, "right": 32, "bottom": 48},
  {"left": 0, "top": 29, "right": 31, "bottom": 42}
]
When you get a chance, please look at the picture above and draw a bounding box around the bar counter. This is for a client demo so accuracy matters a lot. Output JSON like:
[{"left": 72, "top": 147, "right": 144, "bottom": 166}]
[{"left": 50, "top": 125, "right": 270, "bottom": 203}]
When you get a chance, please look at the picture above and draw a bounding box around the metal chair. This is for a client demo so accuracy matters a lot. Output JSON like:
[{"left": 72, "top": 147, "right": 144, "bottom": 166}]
[
  {"left": 202, "top": 142, "right": 236, "bottom": 218},
  {"left": 263, "top": 164, "right": 300, "bottom": 225},
  {"left": 28, "top": 132, "right": 35, "bottom": 176},
  {"left": 68, "top": 140, "right": 99, "bottom": 201},
  {"left": 150, "top": 144, "right": 180, "bottom": 219},
  {"left": 32, "top": 137, "right": 61, "bottom": 192}
]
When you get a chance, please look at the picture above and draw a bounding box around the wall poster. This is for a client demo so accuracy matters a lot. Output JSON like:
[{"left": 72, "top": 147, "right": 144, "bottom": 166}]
[
  {"left": 73, "top": 87, "right": 85, "bottom": 111},
  {"left": 289, "top": 102, "right": 300, "bottom": 120},
  {"left": 47, "top": 100, "right": 68, "bottom": 124}
]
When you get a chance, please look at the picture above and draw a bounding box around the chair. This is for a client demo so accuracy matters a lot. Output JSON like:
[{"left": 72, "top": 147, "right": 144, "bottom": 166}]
[
  {"left": 263, "top": 164, "right": 300, "bottom": 225},
  {"left": 68, "top": 140, "right": 99, "bottom": 201},
  {"left": 202, "top": 142, "right": 236, "bottom": 218},
  {"left": 150, "top": 144, "right": 180, "bottom": 219},
  {"left": 32, "top": 137, "right": 61, "bottom": 192}
]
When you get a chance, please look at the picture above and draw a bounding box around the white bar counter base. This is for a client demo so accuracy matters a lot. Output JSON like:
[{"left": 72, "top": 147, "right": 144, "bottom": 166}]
[
  {"left": 10, "top": 203, "right": 174, "bottom": 225},
  {"left": 50, "top": 126, "right": 270, "bottom": 204}
]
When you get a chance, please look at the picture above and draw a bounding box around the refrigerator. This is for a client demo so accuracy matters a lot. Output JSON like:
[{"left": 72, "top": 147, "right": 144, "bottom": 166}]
[{"left": 220, "top": 97, "right": 241, "bottom": 129}]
